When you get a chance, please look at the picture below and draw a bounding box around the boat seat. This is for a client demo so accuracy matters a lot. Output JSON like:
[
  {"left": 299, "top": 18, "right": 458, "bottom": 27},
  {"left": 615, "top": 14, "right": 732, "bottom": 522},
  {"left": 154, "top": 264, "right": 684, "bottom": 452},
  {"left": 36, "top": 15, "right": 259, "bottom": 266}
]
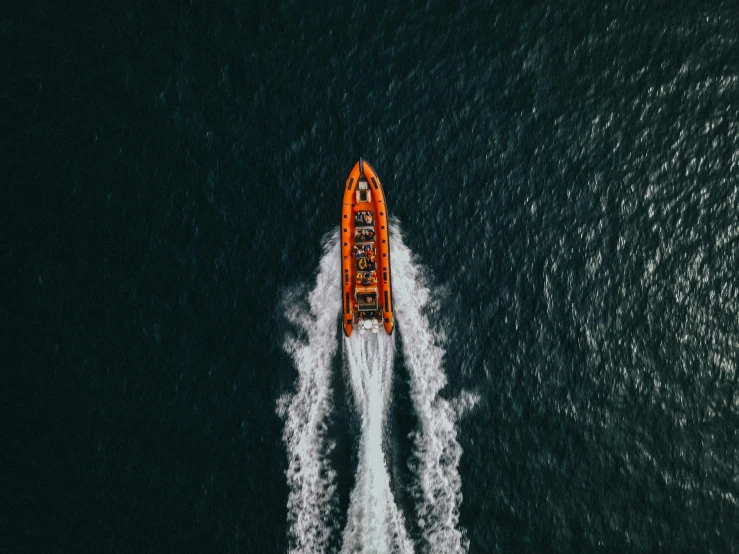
[
  {"left": 355, "top": 228, "right": 375, "bottom": 243},
  {"left": 354, "top": 210, "right": 374, "bottom": 227},
  {"left": 355, "top": 288, "right": 378, "bottom": 311}
]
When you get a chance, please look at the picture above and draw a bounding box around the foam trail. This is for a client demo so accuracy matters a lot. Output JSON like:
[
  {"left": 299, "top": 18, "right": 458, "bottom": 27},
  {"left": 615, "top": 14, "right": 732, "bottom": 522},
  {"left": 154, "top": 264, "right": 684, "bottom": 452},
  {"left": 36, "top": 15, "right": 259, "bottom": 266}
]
[
  {"left": 280, "top": 222, "right": 469, "bottom": 554},
  {"left": 279, "top": 230, "right": 342, "bottom": 554},
  {"left": 390, "top": 223, "right": 469, "bottom": 554},
  {"left": 340, "top": 333, "right": 414, "bottom": 554}
]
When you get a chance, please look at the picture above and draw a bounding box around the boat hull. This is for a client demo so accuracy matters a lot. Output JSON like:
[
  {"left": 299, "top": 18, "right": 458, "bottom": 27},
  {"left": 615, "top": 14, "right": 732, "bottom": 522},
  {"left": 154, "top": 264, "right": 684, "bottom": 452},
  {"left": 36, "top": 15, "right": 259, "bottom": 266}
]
[{"left": 341, "top": 159, "right": 394, "bottom": 337}]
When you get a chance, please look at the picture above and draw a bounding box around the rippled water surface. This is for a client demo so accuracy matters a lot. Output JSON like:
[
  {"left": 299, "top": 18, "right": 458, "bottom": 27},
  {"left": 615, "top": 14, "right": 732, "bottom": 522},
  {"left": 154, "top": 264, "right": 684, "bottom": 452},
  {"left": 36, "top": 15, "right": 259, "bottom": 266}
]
[{"left": 5, "top": 1, "right": 738, "bottom": 552}]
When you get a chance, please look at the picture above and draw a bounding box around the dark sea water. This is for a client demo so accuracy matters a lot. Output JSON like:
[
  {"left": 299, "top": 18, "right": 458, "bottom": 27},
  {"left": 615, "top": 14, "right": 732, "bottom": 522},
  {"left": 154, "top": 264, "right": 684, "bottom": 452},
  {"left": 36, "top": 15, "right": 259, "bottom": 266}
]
[{"left": 4, "top": 1, "right": 738, "bottom": 552}]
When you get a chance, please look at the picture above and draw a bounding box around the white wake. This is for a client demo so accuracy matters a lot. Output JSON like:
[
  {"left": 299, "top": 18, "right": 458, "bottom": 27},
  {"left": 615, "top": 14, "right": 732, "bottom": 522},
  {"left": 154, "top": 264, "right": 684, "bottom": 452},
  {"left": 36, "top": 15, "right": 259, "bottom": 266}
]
[
  {"left": 389, "top": 223, "right": 470, "bottom": 554},
  {"left": 279, "top": 224, "right": 471, "bottom": 554},
  {"left": 278, "top": 230, "right": 342, "bottom": 554},
  {"left": 340, "top": 332, "right": 414, "bottom": 554}
]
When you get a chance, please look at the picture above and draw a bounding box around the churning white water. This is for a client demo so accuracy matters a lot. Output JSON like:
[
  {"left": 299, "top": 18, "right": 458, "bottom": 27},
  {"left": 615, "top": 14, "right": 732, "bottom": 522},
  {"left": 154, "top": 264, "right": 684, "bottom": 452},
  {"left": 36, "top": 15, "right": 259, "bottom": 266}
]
[
  {"left": 279, "top": 224, "right": 471, "bottom": 554},
  {"left": 389, "top": 223, "right": 470, "bottom": 554},
  {"left": 340, "top": 333, "right": 414, "bottom": 554},
  {"left": 278, "top": 230, "right": 342, "bottom": 554}
]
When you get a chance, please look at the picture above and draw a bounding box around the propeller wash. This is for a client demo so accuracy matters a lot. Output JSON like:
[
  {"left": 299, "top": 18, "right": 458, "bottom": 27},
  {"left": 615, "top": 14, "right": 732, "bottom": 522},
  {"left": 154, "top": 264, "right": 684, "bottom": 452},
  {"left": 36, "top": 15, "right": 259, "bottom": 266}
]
[{"left": 279, "top": 225, "right": 469, "bottom": 554}]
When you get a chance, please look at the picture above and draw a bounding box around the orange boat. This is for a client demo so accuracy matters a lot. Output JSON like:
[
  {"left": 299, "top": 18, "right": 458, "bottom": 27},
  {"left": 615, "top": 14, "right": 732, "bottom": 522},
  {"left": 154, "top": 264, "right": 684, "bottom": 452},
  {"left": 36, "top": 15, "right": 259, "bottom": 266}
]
[{"left": 341, "top": 159, "right": 394, "bottom": 336}]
